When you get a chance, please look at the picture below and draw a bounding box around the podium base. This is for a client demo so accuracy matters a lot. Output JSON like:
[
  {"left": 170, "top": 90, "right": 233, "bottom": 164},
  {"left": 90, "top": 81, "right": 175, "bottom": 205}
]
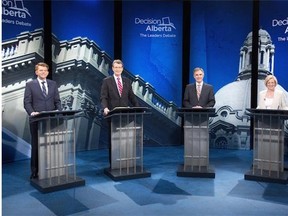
[
  {"left": 244, "top": 169, "right": 288, "bottom": 184},
  {"left": 177, "top": 164, "right": 215, "bottom": 178},
  {"left": 104, "top": 167, "right": 151, "bottom": 181},
  {"left": 30, "top": 175, "right": 85, "bottom": 193}
]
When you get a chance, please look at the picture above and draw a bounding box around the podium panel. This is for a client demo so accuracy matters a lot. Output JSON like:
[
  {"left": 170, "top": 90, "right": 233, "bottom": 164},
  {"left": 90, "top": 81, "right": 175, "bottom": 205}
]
[
  {"left": 30, "top": 110, "right": 85, "bottom": 192},
  {"left": 245, "top": 109, "right": 288, "bottom": 184},
  {"left": 111, "top": 117, "right": 141, "bottom": 169},
  {"left": 177, "top": 108, "right": 216, "bottom": 178},
  {"left": 104, "top": 107, "right": 151, "bottom": 181},
  {"left": 184, "top": 119, "right": 209, "bottom": 167}
]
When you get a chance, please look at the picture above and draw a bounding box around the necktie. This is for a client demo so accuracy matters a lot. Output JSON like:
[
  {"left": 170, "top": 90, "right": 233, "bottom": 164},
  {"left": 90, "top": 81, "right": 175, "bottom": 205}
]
[
  {"left": 41, "top": 81, "right": 47, "bottom": 97},
  {"left": 117, "top": 77, "right": 123, "bottom": 96},
  {"left": 197, "top": 84, "right": 201, "bottom": 99}
]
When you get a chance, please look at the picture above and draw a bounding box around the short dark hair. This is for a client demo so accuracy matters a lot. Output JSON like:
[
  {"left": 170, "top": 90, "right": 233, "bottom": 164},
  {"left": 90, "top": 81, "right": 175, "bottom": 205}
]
[
  {"left": 112, "top": 59, "right": 123, "bottom": 67},
  {"left": 193, "top": 67, "right": 204, "bottom": 74}
]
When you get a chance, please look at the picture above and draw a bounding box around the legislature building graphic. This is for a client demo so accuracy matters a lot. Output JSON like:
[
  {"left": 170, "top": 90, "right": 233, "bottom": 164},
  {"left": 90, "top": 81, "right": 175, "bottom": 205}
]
[
  {"left": 2, "top": 28, "right": 288, "bottom": 162},
  {"left": 210, "top": 28, "right": 288, "bottom": 151},
  {"left": 2, "top": 29, "right": 181, "bottom": 162}
]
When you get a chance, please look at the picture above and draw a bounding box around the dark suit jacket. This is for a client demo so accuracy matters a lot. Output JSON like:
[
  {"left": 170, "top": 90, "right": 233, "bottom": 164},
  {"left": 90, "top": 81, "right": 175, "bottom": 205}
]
[
  {"left": 24, "top": 79, "right": 62, "bottom": 116},
  {"left": 100, "top": 76, "right": 139, "bottom": 110},
  {"left": 183, "top": 83, "right": 215, "bottom": 108}
]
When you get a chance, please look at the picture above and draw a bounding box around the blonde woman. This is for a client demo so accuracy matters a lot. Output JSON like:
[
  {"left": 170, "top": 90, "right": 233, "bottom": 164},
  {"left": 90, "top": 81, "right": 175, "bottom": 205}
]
[{"left": 257, "top": 75, "right": 288, "bottom": 110}]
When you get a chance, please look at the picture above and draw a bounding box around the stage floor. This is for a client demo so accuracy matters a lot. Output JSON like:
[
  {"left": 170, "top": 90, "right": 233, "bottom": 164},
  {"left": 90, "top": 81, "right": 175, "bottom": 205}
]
[{"left": 2, "top": 146, "right": 288, "bottom": 216}]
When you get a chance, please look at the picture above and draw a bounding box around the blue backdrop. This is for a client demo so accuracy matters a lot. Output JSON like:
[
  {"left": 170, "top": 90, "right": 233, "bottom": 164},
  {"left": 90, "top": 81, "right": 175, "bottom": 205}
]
[
  {"left": 260, "top": 1, "right": 288, "bottom": 91},
  {"left": 190, "top": 1, "right": 253, "bottom": 92},
  {"left": 122, "top": 1, "right": 183, "bottom": 106},
  {"left": 2, "top": 0, "right": 43, "bottom": 40},
  {"left": 52, "top": 0, "right": 114, "bottom": 57}
]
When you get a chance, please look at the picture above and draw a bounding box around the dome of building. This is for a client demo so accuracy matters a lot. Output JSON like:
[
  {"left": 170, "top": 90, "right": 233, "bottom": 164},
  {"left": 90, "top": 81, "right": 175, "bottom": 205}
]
[
  {"left": 245, "top": 28, "right": 273, "bottom": 45},
  {"left": 210, "top": 28, "right": 286, "bottom": 150}
]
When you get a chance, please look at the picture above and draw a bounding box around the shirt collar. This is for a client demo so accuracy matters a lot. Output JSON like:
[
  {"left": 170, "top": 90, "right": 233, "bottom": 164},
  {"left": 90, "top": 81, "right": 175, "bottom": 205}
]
[
  {"left": 114, "top": 75, "right": 121, "bottom": 81},
  {"left": 37, "top": 78, "right": 47, "bottom": 83}
]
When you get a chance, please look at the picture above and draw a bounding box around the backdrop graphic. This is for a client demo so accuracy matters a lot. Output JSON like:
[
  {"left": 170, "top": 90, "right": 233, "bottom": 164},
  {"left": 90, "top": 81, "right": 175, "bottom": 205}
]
[
  {"left": 2, "top": 0, "right": 43, "bottom": 40},
  {"left": 259, "top": 0, "right": 288, "bottom": 91},
  {"left": 190, "top": 1, "right": 288, "bottom": 155},
  {"left": 3, "top": 0, "right": 288, "bottom": 163},
  {"left": 51, "top": 0, "right": 114, "bottom": 56},
  {"left": 2, "top": 0, "right": 182, "bottom": 163},
  {"left": 2, "top": 0, "right": 44, "bottom": 162},
  {"left": 190, "top": 1, "right": 253, "bottom": 91},
  {"left": 122, "top": 1, "right": 183, "bottom": 106}
]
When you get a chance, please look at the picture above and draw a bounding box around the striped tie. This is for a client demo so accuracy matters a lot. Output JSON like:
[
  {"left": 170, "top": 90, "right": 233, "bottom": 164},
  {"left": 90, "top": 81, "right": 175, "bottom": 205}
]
[
  {"left": 41, "top": 81, "right": 47, "bottom": 97},
  {"left": 117, "top": 77, "right": 123, "bottom": 96},
  {"left": 197, "top": 84, "right": 201, "bottom": 100}
]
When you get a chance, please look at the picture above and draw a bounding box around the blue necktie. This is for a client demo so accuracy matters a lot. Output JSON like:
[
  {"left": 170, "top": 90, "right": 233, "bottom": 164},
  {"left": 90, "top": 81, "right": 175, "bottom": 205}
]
[{"left": 41, "top": 81, "right": 47, "bottom": 97}]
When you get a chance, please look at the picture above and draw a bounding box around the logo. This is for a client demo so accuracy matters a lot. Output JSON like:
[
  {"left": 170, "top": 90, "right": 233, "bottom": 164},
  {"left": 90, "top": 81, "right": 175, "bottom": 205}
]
[
  {"left": 2, "top": 0, "right": 32, "bottom": 27},
  {"left": 135, "top": 16, "right": 177, "bottom": 38},
  {"left": 158, "top": 17, "right": 176, "bottom": 29},
  {"left": 271, "top": 17, "right": 288, "bottom": 41},
  {"left": 135, "top": 17, "right": 176, "bottom": 32},
  {"left": 2, "top": 0, "right": 31, "bottom": 18}
]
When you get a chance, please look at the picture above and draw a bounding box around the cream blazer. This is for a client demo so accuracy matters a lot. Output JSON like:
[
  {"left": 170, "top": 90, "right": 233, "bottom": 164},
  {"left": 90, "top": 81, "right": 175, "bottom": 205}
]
[{"left": 257, "top": 89, "right": 288, "bottom": 110}]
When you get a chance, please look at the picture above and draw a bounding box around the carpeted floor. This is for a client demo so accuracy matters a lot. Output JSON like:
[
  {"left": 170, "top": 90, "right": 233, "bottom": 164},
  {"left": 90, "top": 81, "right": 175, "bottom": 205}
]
[{"left": 2, "top": 146, "right": 288, "bottom": 216}]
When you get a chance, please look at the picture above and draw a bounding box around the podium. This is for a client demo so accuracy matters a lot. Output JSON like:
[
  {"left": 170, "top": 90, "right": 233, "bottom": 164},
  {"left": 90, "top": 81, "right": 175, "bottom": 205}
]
[
  {"left": 177, "top": 108, "right": 216, "bottom": 178},
  {"left": 245, "top": 108, "right": 288, "bottom": 184},
  {"left": 104, "top": 107, "right": 151, "bottom": 181},
  {"left": 30, "top": 110, "right": 85, "bottom": 192}
]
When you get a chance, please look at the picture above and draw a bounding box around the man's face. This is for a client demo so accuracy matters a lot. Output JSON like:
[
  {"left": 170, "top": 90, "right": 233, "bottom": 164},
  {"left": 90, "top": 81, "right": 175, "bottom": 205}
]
[
  {"left": 194, "top": 69, "right": 204, "bottom": 83},
  {"left": 112, "top": 63, "right": 123, "bottom": 77},
  {"left": 35, "top": 66, "right": 49, "bottom": 80}
]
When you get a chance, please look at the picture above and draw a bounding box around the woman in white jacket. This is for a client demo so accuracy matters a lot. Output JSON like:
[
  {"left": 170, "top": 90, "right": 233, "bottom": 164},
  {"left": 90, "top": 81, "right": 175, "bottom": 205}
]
[{"left": 257, "top": 75, "right": 288, "bottom": 110}]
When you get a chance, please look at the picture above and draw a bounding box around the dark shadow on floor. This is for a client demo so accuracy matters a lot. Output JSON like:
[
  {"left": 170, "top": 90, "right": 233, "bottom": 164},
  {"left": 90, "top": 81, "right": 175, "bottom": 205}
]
[{"left": 30, "top": 186, "right": 117, "bottom": 216}]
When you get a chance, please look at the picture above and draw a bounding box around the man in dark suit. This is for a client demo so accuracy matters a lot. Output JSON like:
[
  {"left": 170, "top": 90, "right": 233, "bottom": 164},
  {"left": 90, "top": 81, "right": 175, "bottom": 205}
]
[
  {"left": 24, "top": 62, "right": 62, "bottom": 179},
  {"left": 100, "top": 59, "right": 139, "bottom": 166},
  {"left": 183, "top": 67, "right": 215, "bottom": 108},
  {"left": 100, "top": 59, "right": 139, "bottom": 115}
]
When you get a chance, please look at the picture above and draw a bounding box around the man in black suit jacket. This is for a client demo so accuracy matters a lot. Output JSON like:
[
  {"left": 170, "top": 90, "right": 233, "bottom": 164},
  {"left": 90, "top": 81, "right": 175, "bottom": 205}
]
[
  {"left": 100, "top": 59, "right": 139, "bottom": 166},
  {"left": 183, "top": 67, "right": 215, "bottom": 108},
  {"left": 100, "top": 59, "right": 139, "bottom": 115},
  {"left": 24, "top": 62, "right": 62, "bottom": 179}
]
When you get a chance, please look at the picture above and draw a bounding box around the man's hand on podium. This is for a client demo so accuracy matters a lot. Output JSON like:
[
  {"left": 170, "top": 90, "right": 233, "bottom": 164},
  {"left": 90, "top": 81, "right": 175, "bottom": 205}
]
[
  {"left": 30, "top": 112, "right": 40, "bottom": 116},
  {"left": 103, "top": 108, "right": 110, "bottom": 116}
]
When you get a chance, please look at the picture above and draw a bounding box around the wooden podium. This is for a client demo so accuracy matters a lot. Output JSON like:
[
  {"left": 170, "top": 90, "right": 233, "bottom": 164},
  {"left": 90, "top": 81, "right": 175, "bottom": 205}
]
[
  {"left": 104, "top": 107, "right": 151, "bottom": 181},
  {"left": 30, "top": 110, "right": 85, "bottom": 192},
  {"left": 245, "top": 108, "right": 288, "bottom": 184},
  {"left": 177, "top": 108, "right": 216, "bottom": 178}
]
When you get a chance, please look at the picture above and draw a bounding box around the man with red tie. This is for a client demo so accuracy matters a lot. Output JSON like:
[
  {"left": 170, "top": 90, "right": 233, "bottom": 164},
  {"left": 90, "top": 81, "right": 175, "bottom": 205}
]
[
  {"left": 100, "top": 59, "right": 139, "bottom": 116},
  {"left": 100, "top": 59, "right": 139, "bottom": 166}
]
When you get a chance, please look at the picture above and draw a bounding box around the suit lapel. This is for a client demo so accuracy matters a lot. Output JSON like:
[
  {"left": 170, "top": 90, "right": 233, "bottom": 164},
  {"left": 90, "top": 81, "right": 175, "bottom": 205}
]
[
  {"left": 111, "top": 76, "right": 121, "bottom": 97},
  {"left": 198, "top": 83, "right": 207, "bottom": 101},
  {"left": 33, "top": 79, "right": 45, "bottom": 98},
  {"left": 46, "top": 80, "right": 51, "bottom": 98}
]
